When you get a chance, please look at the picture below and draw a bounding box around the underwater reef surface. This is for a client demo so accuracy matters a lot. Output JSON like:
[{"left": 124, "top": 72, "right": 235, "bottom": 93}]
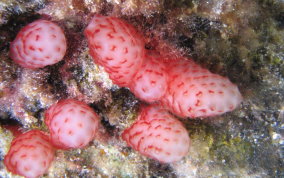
[{"left": 0, "top": 0, "right": 283, "bottom": 177}]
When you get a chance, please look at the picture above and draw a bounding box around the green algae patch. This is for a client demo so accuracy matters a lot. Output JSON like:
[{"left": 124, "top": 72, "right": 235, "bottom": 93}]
[{"left": 210, "top": 136, "right": 253, "bottom": 169}]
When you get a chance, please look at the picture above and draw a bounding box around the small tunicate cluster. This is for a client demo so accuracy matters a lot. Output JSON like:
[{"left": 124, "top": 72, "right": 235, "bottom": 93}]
[{"left": 4, "top": 14, "right": 243, "bottom": 177}]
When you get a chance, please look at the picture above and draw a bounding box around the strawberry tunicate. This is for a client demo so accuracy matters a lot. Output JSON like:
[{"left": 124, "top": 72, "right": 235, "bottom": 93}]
[
  {"left": 4, "top": 130, "right": 55, "bottom": 178},
  {"left": 84, "top": 15, "right": 145, "bottom": 87},
  {"left": 45, "top": 99, "right": 100, "bottom": 149},
  {"left": 10, "top": 19, "right": 67, "bottom": 69},
  {"left": 122, "top": 105, "right": 190, "bottom": 163}
]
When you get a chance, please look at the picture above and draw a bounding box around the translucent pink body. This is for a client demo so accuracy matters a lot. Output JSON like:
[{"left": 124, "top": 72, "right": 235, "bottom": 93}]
[
  {"left": 45, "top": 99, "right": 100, "bottom": 149},
  {"left": 122, "top": 105, "right": 190, "bottom": 163},
  {"left": 10, "top": 19, "right": 67, "bottom": 69},
  {"left": 162, "top": 60, "right": 243, "bottom": 118},
  {"left": 130, "top": 55, "right": 168, "bottom": 102},
  {"left": 4, "top": 130, "right": 55, "bottom": 178},
  {"left": 84, "top": 15, "right": 145, "bottom": 87}
]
